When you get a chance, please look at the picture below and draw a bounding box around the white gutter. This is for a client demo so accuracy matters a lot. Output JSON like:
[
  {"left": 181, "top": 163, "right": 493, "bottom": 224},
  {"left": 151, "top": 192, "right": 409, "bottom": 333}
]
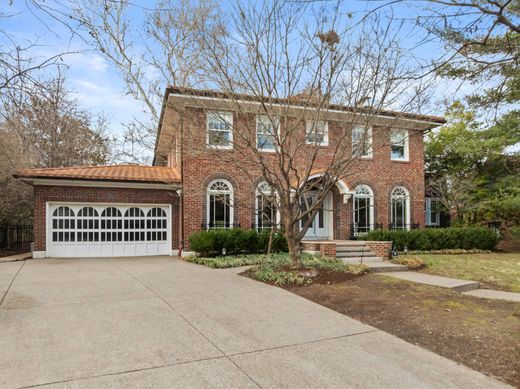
[{"left": 167, "top": 92, "right": 444, "bottom": 127}]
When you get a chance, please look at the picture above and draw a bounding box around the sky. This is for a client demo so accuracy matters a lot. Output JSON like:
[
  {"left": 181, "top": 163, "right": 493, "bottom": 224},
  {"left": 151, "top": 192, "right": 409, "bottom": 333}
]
[
  {"left": 1, "top": 0, "right": 510, "bottom": 160},
  {"left": 2, "top": 1, "right": 144, "bottom": 140}
]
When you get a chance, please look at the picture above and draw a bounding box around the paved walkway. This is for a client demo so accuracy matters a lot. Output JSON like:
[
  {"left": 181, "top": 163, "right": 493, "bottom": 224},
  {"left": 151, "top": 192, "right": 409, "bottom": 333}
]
[
  {"left": 463, "top": 289, "right": 520, "bottom": 302},
  {"left": 381, "top": 271, "right": 520, "bottom": 303},
  {"left": 0, "top": 257, "right": 510, "bottom": 388},
  {"left": 380, "top": 271, "right": 480, "bottom": 292}
]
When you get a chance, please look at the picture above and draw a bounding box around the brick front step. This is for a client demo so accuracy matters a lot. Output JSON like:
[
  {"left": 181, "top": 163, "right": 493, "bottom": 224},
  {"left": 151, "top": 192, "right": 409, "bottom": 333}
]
[
  {"left": 302, "top": 240, "right": 393, "bottom": 261},
  {"left": 335, "top": 246, "right": 373, "bottom": 252},
  {"left": 336, "top": 251, "right": 377, "bottom": 258},
  {"left": 339, "top": 256, "right": 384, "bottom": 264}
]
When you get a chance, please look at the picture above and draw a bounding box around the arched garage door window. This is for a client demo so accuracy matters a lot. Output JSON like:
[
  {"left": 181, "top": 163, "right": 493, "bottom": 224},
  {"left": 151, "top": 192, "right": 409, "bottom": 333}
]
[
  {"left": 124, "top": 207, "right": 145, "bottom": 241},
  {"left": 77, "top": 207, "right": 99, "bottom": 242},
  {"left": 147, "top": 208, "right": 168, "bottom": 241},
  {"left": 52, "top": 206, "right": 75, "bottom": 242},
  {"left": 101, "top": 207, "right": 123, "bottom": 242}
]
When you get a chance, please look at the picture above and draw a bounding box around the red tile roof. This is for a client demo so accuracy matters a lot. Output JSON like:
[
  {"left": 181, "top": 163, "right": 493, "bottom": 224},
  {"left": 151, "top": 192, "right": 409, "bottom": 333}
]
[{"left": 14, "top": 164, "right": 180, "bottom": 184}]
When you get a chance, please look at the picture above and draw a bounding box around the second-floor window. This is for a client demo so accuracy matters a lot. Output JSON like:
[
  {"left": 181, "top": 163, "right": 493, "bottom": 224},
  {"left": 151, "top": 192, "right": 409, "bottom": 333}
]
[
  {"left": 390, "top": 129, "right": 409, "bottom": 161},
  {"left": 257, "top": 115, "right": 278, "bottom": 151},
  {"left": 207, "top": 112, "right": 233, "bottom": 149},
  {"left": 306, "top": 120, "right": 328, "bottom": 146},
  {"left": 352, "top": 126, "right": 372, "bottom": 158}
]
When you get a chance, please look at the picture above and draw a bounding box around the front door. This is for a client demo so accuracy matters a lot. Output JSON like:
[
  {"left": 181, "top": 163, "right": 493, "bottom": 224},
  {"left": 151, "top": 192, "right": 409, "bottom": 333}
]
[{"left": 301, "top": 192, "right": 331, "bottom": 239}]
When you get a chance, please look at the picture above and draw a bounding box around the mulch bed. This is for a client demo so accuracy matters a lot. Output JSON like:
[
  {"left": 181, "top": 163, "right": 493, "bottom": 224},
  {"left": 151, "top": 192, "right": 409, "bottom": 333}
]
[{"left": 289, "top": 274, "right": 520, "bottom": 387}]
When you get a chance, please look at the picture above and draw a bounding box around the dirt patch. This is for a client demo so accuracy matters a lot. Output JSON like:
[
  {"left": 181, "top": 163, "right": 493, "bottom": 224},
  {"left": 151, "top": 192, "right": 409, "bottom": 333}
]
[{"left": 290, "top": 274, "right": 520, "bottom": 387}]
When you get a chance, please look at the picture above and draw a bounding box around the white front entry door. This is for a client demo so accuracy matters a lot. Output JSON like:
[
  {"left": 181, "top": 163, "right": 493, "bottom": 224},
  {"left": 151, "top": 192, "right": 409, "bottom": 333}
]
[
  {"left": 302, "top": 192, "right": 332, "bottom": 240},
  {"left": 47, "top": 202, "right": 171, "bottom": 258}
]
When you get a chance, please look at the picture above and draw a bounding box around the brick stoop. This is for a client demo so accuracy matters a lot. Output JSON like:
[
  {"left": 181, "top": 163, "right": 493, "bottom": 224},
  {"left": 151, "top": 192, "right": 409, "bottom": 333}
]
[{"left": 302, "top": 240, "right": 405, "bottom": 272}]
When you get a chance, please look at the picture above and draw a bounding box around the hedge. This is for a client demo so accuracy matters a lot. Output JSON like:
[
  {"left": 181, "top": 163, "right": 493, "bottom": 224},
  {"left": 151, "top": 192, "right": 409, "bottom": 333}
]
[
  {"left": 188, "top": 228, "right": 288, "bottom": 257},
  {"left": 365, "top": 227, "right": 499, "bottom": 251}
]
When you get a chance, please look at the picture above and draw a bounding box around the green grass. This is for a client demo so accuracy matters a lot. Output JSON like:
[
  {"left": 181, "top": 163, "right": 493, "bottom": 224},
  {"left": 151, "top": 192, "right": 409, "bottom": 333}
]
[
  {"left": 411, "top": 253, "right": 520, "bottom": 293},
  {"left": 186, "top": 253, "right": 288, "bottom": 268},
  {"left": 187, "top": 252, "right": 368, "bottom": 286}
]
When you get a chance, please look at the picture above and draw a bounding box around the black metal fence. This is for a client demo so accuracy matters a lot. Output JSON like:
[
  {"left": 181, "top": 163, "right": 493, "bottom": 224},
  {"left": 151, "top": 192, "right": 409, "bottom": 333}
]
[
  {"left": 201, "top": 223, "right": 241, "bottom": 230},
  {"left": 349, "top": 223, "right": 383, "bottom": 239},
  {"left": 388, "top": 223, "right": 420, "bottom": 230},
  {"left": 0, "top": 225, "right": 33, "bottom": 256}
]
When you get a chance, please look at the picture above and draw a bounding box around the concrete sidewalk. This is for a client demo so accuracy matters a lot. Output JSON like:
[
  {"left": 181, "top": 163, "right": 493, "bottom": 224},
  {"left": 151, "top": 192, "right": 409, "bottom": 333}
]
[
  {"left": 381, "top": 270, "right": 520, "bottom": 302},
  {"left": 0, "top": 257, "right": 510, "bottom": 388},
  {"left": 380, "top": 271, "right": 480, "bottom": 292}
]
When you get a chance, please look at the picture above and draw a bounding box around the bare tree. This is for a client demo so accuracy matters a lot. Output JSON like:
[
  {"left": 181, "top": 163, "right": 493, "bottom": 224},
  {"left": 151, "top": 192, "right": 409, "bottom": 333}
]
[
  {"left": 30, "top": 0, "right": 226, "bottom": 162},
  {"left": 1, "top": 71, "right": 111, "bottom": 168},
  {"left": 176, "top": 2, "right": 433, "bottom": 266},
  {"left": 0, "top": 2, "right": 75, "bottom": 94},
  {"left": 0, "top": 71, "right": 112, "bottom": 222}
]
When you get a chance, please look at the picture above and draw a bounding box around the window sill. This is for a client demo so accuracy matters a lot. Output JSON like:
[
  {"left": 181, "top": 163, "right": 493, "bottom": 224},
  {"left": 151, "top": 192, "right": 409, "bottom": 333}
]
[
  {"left": 391, "top": 159, "right": 410, "bottom": 164},
  {"left": 306, "top": 143, "right": 329, "bottom": 148},
  {"left": 207, "top": 145, "right": 233, "bottom": 150}
]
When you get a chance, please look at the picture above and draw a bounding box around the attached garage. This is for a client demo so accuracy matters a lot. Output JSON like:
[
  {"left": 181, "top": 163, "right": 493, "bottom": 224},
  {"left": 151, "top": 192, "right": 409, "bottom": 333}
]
[
  {"left": 47, "top": 203, "right": 171, "bottom": 257},
  {"left": 14, "top": 165, "right": 181, "bottom": 258}
]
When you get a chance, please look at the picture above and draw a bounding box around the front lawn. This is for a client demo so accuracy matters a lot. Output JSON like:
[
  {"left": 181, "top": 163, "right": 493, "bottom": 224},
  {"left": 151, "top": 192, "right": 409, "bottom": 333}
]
[
  {"left": 291, "top": 274, "right": 520, "bottom": 387},
  {"left": 186, "top": 253, "right": 368, "bottom": 286},
  {"left": 410, "top": 253, "right": 520, "bottom": 293}
]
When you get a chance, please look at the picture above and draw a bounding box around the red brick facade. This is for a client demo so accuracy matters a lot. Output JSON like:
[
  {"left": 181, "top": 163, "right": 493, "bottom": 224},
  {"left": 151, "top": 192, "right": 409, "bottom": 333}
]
[
  {"left": 33, "top": 185, "right": 180, "bottom": 252},
  {"left": 364, "top": 241, "right": 393, "bottom": 260},
  {"left": 175, "top": 107, "right": 426, "bottom": 249}
]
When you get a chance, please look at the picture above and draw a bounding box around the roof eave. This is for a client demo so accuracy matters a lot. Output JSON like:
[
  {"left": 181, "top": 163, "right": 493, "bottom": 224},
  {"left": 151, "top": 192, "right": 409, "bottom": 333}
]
[{"left": 15, "top": 176, "right": 181, "bottom": 190}]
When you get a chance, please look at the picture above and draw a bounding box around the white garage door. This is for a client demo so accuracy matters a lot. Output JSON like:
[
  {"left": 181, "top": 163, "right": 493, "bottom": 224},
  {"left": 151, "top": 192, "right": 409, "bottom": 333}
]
[{"left": 47, "top": 203, "right": 171, "bottom": 257}]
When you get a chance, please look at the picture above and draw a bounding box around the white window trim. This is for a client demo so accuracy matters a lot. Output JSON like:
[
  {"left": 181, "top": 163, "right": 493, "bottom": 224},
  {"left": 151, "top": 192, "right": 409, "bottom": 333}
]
[
  {"left": 352, "top": 126, "right": 373, "bottom": 158},
  {"left": 305, "top": 120, "right": 329, "bottom": 146},
  {"left": 390, "top": 129, "right": 409, "bottom": 161},
  {"left": 256, "top": 115, "right": 279, "bottom": 152},
  {"left": 206, "top": 179, "right": 234, "bottom": 229},
  {"left": 352, "top": 184, "right": 375, "bottom": 234},
  {"left": 255, "top": 182, "right": 280, "bottom": 231},
  {"left": 206, "top": 111, "right": 233, "bottom": 150},
  {"left": 391, "top": 186, "right": 411, "bottom": 230}
]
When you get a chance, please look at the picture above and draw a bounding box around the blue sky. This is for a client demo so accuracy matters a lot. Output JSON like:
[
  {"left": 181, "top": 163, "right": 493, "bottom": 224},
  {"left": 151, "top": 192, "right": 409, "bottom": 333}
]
[{"left": 1, "top": 0, "right": 485, "bottom": 153}]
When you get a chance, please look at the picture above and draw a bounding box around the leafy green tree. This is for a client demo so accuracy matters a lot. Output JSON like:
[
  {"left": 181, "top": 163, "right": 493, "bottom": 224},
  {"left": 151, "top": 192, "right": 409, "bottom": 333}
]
[{"left": 426, "top": 102, "right": 520, "bottom": 224}]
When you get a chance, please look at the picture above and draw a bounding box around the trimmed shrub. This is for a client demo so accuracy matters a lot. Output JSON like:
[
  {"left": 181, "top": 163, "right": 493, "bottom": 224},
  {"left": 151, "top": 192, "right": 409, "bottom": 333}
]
[
  {"left": 258, "top": 230, "right": 289, "bottom": 253},
  {"left": 366, "top": 227, "right": 499, "bottom": 251},
  {"left": 189, "top": 228, "right": 288, "bottom": 257}
]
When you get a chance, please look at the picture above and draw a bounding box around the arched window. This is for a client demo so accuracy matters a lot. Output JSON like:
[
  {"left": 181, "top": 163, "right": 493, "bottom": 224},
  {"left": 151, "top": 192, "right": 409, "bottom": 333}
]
[
  {"left": 77, "top": 207, "right": 99, "bottom": 242},
  {"left": 391, "top": 186, "right": 410, "bottom": 230},
  {"left": 147, "top": 208, "right": 168, "bottom": 241},
  {"left": 52, "top": 206, "right": 75, "bottom": 242},
  {"left": 353, "top": 185, "right": 374, "bottom": 236},
  {"left": 101, "top": 207, "right": 122, "bottom": 242},
  {"left": 124, "top": 207, "right": 145, "bottom": 241},
  {"left": 255, "top": 182, "right": 277, "bottom": 232},
  {"left": 207, "top": 179, "right": 233, "bottom": 229}
]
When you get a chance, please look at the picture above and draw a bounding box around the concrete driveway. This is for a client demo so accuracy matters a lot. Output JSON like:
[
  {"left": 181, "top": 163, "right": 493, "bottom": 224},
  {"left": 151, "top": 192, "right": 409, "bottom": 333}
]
[{"left": 0, "top": 257, "right": 509, "bottom": 388}]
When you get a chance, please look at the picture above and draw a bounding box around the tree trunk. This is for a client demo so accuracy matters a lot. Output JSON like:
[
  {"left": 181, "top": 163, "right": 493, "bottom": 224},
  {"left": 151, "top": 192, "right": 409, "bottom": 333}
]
[
  {"left": 286, "top": 228, "right": 303, "bottom": 268},
  {"left": 267, "top": 226, "right": 274, "bottom": 255}
]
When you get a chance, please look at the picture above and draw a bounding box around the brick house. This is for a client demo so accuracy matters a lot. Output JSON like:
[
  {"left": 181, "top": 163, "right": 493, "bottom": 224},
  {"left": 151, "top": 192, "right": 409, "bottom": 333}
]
[{"left": 15, "top": 87, "right": 444, "bottom": 258}]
